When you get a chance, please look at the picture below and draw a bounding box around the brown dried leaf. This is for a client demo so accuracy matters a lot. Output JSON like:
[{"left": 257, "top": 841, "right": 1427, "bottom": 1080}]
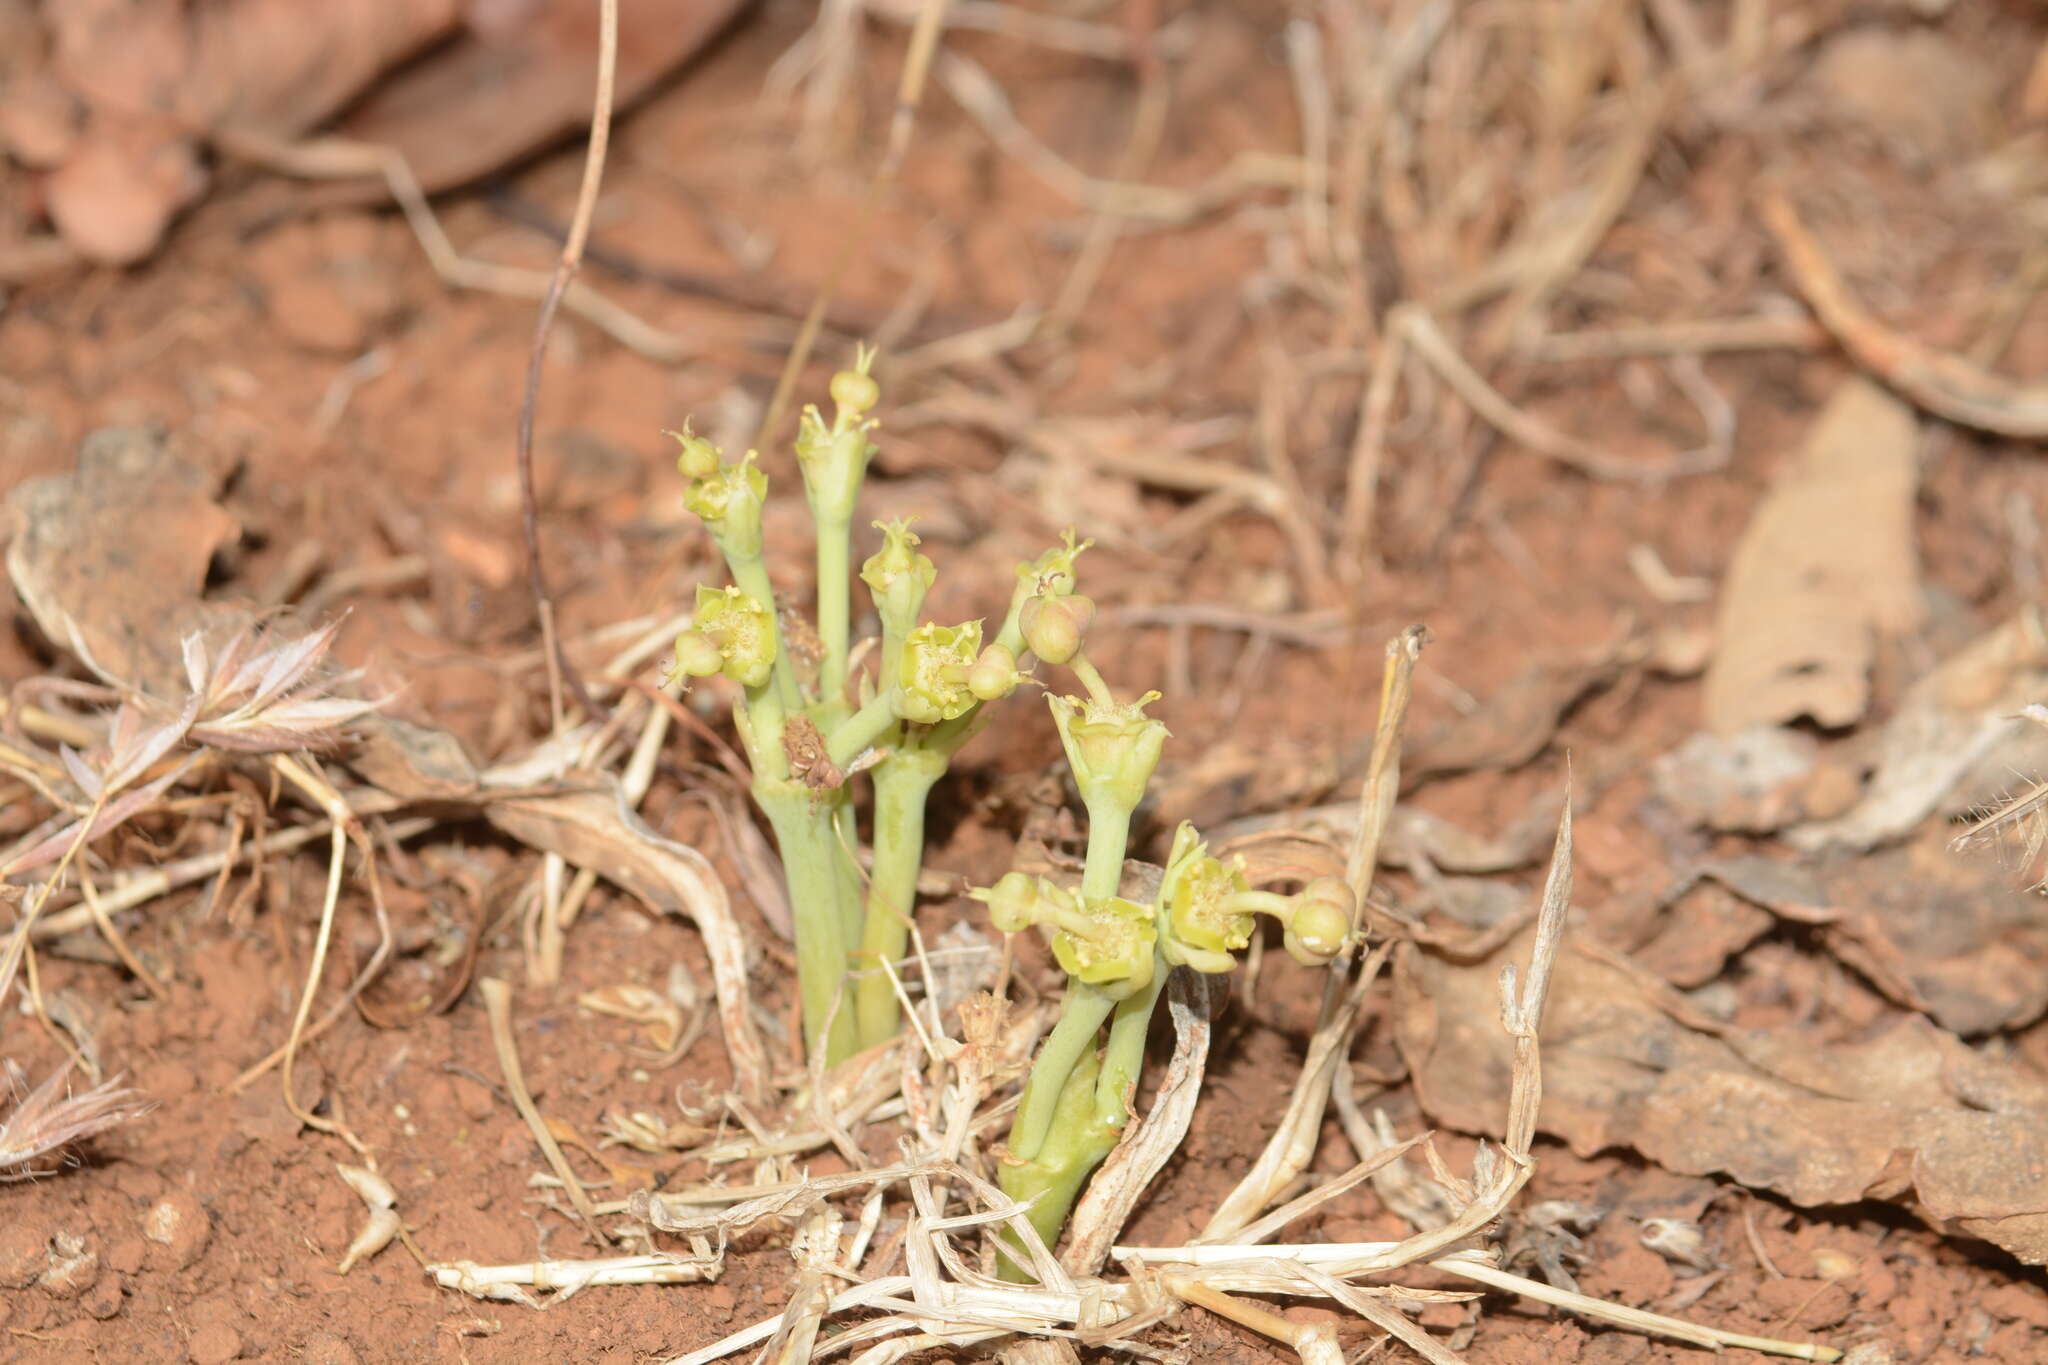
[
  {"left": 1702, "top": 379, "right": 1923, "bottom": 735},
  {"left": 1791, "top": 609, "right": 2048, "bottom": 851},
  {"left": 1397, "top": 927, "right": 2048, "bottom": 1263},
  {"left": 4, "top": 428, "right": 238, "bottom": 691}
]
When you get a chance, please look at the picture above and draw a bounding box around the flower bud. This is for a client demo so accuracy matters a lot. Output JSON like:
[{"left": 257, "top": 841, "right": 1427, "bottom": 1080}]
[
  {"left": 669, "top": 428, "right": 721, "bottom": 481},
  {"left": 971, "top": 871, "right": 1054, "bottom": 935},
  {"left": 967, "top": 642, "right": 1024, "bottom": 702},
  {"left": 673, "top": 629, "right": 724, "bottom": 679},
  {"left": 1020, "top": 593, "right": 1094, "bottom": 667},
  {"left": 860, "top": 520, "right": 936, "bottom": 633},
  {"left": 830, "top": 367, "right": 880, "bottom": 421},
  {"left": 1282, "top": 878, "right": 1354, "bottom": 966},
  {"left": 1016, "top": 528, "right": 1092, "bottom": 597},
  {"left": 898, "top": 621, "right": 983, "bottom": 725},
  {"left": 683, "top": 452, "right": 769, "bottom": 559}
]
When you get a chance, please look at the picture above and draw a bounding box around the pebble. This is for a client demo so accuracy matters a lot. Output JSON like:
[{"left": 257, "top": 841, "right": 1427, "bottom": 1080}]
[
  {"left": 36, "top": 1231, "right": 99, "bottom": 1299},
  {"left": 298, "top": 1330, "right": 363, "bottom": 1365},
  {"left": 188, "top": 1320, "right": 242, "bottom": 1365},
  {"left": 143, "top": 1192, "right": 211, "bottom": 1271}
]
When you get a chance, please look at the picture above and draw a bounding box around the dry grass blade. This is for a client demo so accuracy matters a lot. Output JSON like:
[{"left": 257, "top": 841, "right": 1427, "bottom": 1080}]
[
  {"left": 1201, "top": 627, "right": 1425, "bottom": 1240},
  {"left": 513, "top": 0, "right": 621, "bottom": 730},
  {"left": 0, "top": 1060, "right": 152, "bottom": 1178}
]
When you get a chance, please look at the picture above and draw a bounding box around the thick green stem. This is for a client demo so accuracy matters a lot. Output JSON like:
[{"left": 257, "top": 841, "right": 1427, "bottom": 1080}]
[
  {"left": 757, "top": 783, "right": 861, "bottom": 1066},
  {"left": 1096, "top": 956, "right": 1166, "bottom": 1125},
  {"left": 999, "top": 1046, "right": 1118, "bottom": 1271},
  {"left": 854, "top": 748, "right": 944, "bottom": 1046},
  {"left": 827, "top": 691, "right": 899, "bottom": 769},
  {"left": 815, "top": 513, "right": 852, "bottom": 700},
  {"left": 1010, "top": 982, "right": 1116, "bottom": 1162},
  {"left": 1081, "top": 798, "right": 1133, "bottom": 903},
  {"left": 737, "top": 683, "right": 789, "bottom": 782},
  {"left": 727, "top": 553, "right": 803, "bottom": 713}
]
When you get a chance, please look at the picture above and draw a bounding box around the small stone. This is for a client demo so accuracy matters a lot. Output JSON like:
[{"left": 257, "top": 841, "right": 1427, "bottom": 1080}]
[
  {"left": 82, "top": 1271, "right": 127, "bottom": 1320},
  {"left": 36, "top": 1231, "right": 99, "bottom": 1299},
  {"left": 188, "top": 1320, "right": 242, "bottom": 1365},
  {"left": 105, "top": 1237, "right": 149, "bottom": 1274},
  {"left": 298, "top": 1330, "right": 363, "bottom": 1365},
  {"left": 143, "top": 1192, "right": 211, "bottom": 1271},
  {"left": 0, "top": 1220, "right": 50, "bottom": 1288}
]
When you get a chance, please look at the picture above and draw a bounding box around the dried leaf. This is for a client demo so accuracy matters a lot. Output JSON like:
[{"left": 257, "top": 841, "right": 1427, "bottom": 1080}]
[
  {"left": 1398, "top": 927, "right": 2048, "bottom": 1263},
  {"left": 1791, "top": 609, "right": 2048, "bottom": 851},
  {"left": 4, "top": 428, "right": 239, "bottom": 692},
  {"left": 1703, "top": 379, "right": 1923, "bottom": 735}
]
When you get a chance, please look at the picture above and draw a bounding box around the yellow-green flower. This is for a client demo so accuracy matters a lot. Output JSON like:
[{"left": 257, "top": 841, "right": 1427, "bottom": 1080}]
[
  {"left": 691, "top": 584, "right": 777, "bottom": 688},
  {"left": 898, "top": 621, "right": 982, "bottom": 725}
]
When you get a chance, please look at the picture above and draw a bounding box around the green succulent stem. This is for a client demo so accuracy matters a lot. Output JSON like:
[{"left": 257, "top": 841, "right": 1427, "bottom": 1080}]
[
  {"left": 854, "top": 745, "right": 946, "bottom": 1046},
  {"left": 724, "top": 553, "right": 802, "bottom": 714},
  {"left": 827, "top": 691, "right": 900, "bottom": 770},
  {"left": 815, "top": 511, "right": 853, "bottom": 701},
  {"left": 1000, "top": 1048, "right": 1119, "bottom": 1271},
  {"left": 1096, "top": 956, "right": 1165, "bottom": 1124},
  {"left": 1081, "top": 799, "right": 1133, "bottom": 903},
  {"left": 756, "top": 781, "right": 862, "bottom": 1067},
  {"left": 736, "top": 683, "right": 789, "bottom": 782},
  {"left": 997, "top": 958, "right": 1167, "bottom": 1276},
  {"left": 1008, "top": 982, "right": 1116, "bottom": 1163},
  {"left": 1224, "top": 890, "right": 1296, "bottom": 920},
  {"left": 1067, "top": 652, "right": 1115, "bottom": 708}
]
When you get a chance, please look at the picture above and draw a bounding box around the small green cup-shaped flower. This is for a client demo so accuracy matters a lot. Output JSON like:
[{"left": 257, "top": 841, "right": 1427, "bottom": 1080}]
[
  {"left": 1020, "top": 592, "right": 1095, "bottom": 666},
  {"left": 692, "top": 584, "right": 778, "bottom": 688},
  {"left": 898, "top": 620, "right": 983, "bottom": 725},
  {"left": 1016, "top": 528, "right": 1093, "bottom": 597},
  {"left": 967, "top": 642, "right": 1026, "bottom": 702},
  {"left": 683, "top": 451, "right": 769, "bottom": 559},
  {"left": 1283, "top": 877, "right": 1355, "bottom": 966},
  {"left": 1159, "top": 824, "right": 1253, "bottom": 974},
  {"left": 1048, "top": 690, "right": 1169, "bottom": 817},
  {"left": 673, "top": 628, "right": 725, "bottom": 680},
  {"left": 796, "top": 356, "right": 880, "bottom": 524},
  {"left": 1049, "top": 895, "right": 1156, "bottom": 995},
  {"left": 860, "top": 520, "right": 936, "bottom": 635}
]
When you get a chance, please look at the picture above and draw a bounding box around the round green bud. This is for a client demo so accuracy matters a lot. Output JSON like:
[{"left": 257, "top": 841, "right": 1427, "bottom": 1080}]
[
  {"left": 1283, "top": 880, "right": 1354, "bottom": 966},
  {"left": 974, "top": 871, "right": 1043, "bottom": 935},
  {"left": 1020, "top": 593, "right": 1094, "bottom": 666},
  {"left": 673, "top": 630, "right": 724, "bottom": 679},
  {"left": 967, "top": 643, "right": 1022, "bottom": 702},
  {"left": 671, "top": 429, "right": 721, "bottom": 481},
  {"left": 830, "top": 368, "right": 880, "bottom": 419}
]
